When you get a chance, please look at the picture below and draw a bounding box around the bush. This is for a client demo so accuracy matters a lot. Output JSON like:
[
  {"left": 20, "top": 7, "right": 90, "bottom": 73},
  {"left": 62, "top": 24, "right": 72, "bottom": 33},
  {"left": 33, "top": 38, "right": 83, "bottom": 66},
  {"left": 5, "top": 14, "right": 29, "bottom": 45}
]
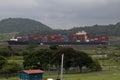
[
  {"left": 89, "top": 59, "right": 102, "bottom": 71},
  {"left": 0, "top": 48, "right": 11, "bottom": 57},
  {"left": 0, "top": 56, "right": 7, "bottom": 69},
  {"left": 0, "top": 61, "right": 23, "bottom": 74}
]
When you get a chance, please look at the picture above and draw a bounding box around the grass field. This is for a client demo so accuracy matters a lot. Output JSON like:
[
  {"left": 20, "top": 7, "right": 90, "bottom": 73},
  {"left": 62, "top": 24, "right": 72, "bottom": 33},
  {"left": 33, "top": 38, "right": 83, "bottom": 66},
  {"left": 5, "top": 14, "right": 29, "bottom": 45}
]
[
  {"left": 44, "top": 70, "right": 120, "bottom": 80},
  {"left": 8, "top": 56, "right": 24, "bottom": 66},
  {"left": 0, "top": 70, "right": 120, "bottom": 80}
]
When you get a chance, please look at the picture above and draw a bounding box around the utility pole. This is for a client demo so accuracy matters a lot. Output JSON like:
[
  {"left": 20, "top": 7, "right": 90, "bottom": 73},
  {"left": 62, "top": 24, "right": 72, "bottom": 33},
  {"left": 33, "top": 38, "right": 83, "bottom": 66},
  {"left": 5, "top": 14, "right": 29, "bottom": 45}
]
[{"left": 60, "top": 54, "right": 64, "bottom": 80}]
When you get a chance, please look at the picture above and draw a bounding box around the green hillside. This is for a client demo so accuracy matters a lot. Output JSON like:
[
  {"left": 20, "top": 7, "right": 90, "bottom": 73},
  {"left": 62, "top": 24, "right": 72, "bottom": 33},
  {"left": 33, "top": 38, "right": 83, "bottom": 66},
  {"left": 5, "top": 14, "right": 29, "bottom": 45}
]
[
  {"left": 68, "top": 23, "right": 120, "bottom": 36},
  {"left": 0, "top": 18, "right": 52, "bottom": 33},
  {"left": 0, "top": 18, "right": 120, "bottom": 37},
  {"left": 22, "top": 22, "right": 120, "bottom": 37},
  {"left": 0, "top": 18, "right": 120, "bottom": 42}
]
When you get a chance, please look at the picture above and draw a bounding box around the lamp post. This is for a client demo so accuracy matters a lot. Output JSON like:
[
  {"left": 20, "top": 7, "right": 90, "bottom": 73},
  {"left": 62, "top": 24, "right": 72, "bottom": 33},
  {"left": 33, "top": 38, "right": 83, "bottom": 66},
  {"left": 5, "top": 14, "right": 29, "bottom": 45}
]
[{"left": 60, "top": 54, "right": 64, "bottom": 80}]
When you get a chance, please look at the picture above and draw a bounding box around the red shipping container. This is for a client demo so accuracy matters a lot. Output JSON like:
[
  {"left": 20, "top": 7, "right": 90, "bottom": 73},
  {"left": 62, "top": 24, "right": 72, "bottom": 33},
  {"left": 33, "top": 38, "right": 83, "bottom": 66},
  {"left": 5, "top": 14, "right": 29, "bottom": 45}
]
[
  {"left": 98, "top": 36, "right": 109, "bottom": 42},
  {"left": 79, "top": 34, "right": 86, "bottom": 41},
  {"left": 16, "top": 37, "right": 22, "bottom": 41}
]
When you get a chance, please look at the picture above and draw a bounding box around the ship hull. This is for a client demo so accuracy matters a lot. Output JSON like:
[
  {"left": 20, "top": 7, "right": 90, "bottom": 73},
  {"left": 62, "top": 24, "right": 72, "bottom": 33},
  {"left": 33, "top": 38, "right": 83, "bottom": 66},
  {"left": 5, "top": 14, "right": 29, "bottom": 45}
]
[{"left": 7, "top": 41, "right": 108, "bottom": 45}]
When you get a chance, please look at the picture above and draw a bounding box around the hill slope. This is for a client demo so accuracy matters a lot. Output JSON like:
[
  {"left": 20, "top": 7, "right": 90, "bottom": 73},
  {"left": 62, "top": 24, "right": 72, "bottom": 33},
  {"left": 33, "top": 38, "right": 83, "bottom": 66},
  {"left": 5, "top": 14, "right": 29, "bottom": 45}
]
[
  {"left": 68, "top": 23, "right": 120, "bottom": 36},
  {"left": 0, "top": 18, "right": 52, "bottom": 33}
]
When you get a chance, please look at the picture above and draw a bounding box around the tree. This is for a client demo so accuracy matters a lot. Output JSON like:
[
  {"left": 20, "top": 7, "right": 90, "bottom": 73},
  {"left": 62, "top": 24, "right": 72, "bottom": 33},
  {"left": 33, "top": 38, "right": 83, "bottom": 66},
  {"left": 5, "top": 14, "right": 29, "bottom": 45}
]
[
  {"left": 52, "top": 47, "right": 78, "bottom": 71},
  {"left": 23, "top": 49, "right": 54, "bottom": 70},
  {"left": 1, "top": 61, "right": 23, "bottom": 74},
  {"left": 0, "top": 47, "right": 11, "bottom": 57},
  {"left": 76, "top": 51, "right": 94, "bottom": 72},
  {"left": 88, "top": 59, "right": 102, "bottom": 71},
  {"left": 53, "top": 47, "right": 97, "bottom": 72},
  {"left": 26, "top": 43, "right": 38, "bottom": 51},
  {"left": 23, "top": 47, "right": 101, "bottom": 72},
  {"left": 0, "top": 56, "right": 7, "bottom": 69},
  {"left": 49, "top": 45, "right": 59, "bottom": 50}
]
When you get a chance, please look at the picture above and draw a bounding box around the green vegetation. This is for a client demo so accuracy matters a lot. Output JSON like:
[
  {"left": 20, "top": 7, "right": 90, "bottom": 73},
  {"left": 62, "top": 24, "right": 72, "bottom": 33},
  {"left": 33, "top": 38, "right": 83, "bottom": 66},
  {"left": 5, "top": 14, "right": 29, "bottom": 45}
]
[
  {"left": 44, "top": 70, "right": 120, "bottom": 80},
  {"left": 0, "top": 49, "right": 119, "bottom": 79},
  {"left": 0, "top": 18, "right": 120, "bottom": 42},
  {"left": 0, "top": 18, "right": 52, "bottom": 33},
  {"left": 0, "top": 77, "right": 18, "bottom": 80},
  {"left": 0, "top": 56, "right": 7, "bottom": 69},
  {"left": 0, "top": 70, "right": 120, "bottom": 80},
  {"left": 0, "top": 33, "right": 119, "bottom": 80},
  {"left": 0, "top": 61, "right": 23, "bottom": 74},
  {"left": 0, "top": 45, "right": 103, "bottom": 74},
  {"left": 0, "top": 55, "right": 23, "bottom": 74},
  {"left": 0, "top": 18, "right": 120, "bottom": 80},
  {"left": 0, "top": 32, "right": 18, "bottom": 41},
  {"left": 23, "top": 47, "right": 101, "bottom": 72}
]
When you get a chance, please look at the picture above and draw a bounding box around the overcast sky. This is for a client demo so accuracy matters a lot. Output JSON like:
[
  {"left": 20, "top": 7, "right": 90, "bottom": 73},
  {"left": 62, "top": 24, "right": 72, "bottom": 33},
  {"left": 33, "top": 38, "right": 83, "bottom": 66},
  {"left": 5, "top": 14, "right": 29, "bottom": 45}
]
[{"left": 0, "top": 0, "right": 120, "bottom": 29}]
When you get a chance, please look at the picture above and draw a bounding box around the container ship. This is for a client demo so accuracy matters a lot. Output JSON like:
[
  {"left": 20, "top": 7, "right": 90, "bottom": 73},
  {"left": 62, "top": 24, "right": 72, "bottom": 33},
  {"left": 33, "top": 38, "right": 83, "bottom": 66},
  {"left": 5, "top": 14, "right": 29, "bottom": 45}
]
[{"left": 7, "top": 31, "right": 109, "bottom": 45}]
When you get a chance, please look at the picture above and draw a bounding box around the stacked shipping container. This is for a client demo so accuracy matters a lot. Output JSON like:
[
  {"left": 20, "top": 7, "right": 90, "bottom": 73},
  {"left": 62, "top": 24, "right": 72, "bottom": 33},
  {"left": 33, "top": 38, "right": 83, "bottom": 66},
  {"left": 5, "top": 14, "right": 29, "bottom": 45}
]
[{"left": 8, "top": 31, "right": 109, "bottom": 45}]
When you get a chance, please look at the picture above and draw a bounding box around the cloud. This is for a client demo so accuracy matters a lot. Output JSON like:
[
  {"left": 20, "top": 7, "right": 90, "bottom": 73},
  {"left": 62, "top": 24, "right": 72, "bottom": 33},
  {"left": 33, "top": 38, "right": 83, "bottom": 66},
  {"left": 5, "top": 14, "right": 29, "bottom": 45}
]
[
  {"left": 0, "top": 0, "right": 38, "bottom": 8},
  {"left": 0, "top": 0, "right": 120, "bottom": 29}
]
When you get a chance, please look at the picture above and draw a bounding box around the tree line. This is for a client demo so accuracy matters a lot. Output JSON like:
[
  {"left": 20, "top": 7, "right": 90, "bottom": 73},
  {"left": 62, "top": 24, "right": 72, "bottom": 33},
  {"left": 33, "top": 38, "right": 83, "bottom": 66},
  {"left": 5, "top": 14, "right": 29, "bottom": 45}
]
[
  {"left": 19, "top": 22, "right": 120, "bottom": 37},
  {"left": 0, "top": 45, "right": 102, "bottom": 74},
  {"left": 23, "top": 46, "right": 101, "bottom": 72}
]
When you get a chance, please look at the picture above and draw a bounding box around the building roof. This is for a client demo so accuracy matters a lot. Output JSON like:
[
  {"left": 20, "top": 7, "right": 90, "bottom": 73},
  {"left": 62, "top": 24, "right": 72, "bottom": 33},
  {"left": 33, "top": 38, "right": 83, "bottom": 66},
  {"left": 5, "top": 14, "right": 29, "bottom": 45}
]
[{"left": 23, "top": 69, "right": 44, "bottom": 74}]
